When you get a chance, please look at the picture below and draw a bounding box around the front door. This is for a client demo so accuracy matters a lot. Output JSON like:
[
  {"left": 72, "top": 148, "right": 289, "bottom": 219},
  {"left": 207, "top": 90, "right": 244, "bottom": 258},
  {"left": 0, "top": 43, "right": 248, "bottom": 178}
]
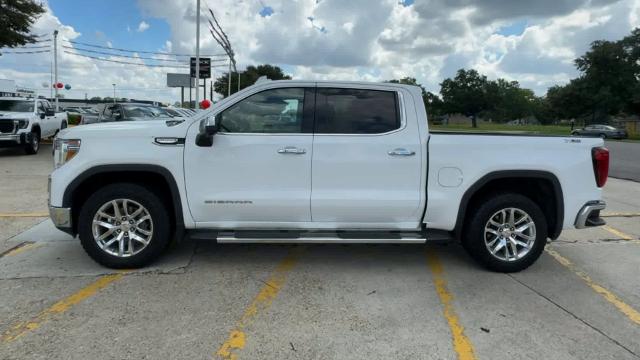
[
  {"left": 311, "top": 86, "right": 423, "bottom": 227},
  {"left": 184, "top": 87, "right": 315, "bottom": 226}
]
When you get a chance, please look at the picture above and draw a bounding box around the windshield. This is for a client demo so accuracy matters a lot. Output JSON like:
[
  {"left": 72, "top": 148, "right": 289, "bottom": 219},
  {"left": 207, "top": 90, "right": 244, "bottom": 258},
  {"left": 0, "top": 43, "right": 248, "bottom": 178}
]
[
  {"left": 0, "top": 100, "right": 34, "bottom": 112},
  {"left": 122, "top": 105, "right": 174, "bottom": 119}
]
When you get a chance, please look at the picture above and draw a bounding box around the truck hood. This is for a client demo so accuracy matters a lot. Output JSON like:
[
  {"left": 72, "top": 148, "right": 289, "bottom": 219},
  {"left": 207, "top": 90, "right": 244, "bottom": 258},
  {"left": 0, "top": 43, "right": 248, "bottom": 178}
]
[
  {"left": 0, "top": 111, "right": 31, "bottom": 119},
  {"left": 57, "top": 118, "right": 198, "bottom": 139}
]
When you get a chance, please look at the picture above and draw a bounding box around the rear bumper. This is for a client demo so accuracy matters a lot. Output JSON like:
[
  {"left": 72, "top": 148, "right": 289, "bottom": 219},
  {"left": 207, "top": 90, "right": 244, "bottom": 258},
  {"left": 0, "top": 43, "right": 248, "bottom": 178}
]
[{"left": 574, "top": 200, "right": 606, "bottom": 229}]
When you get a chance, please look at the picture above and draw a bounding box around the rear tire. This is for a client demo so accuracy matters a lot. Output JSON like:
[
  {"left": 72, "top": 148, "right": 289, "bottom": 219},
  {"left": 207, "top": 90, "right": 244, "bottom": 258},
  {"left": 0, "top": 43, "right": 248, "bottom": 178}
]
[
  {"left": 24, "top": 130, "right": 39, "bottom": 155},
  {"left": 78, "top": 183, "right": 171, "bottom": 268},
  {"left": 462, "top": 193, "right": 547, "bottom": 273}
]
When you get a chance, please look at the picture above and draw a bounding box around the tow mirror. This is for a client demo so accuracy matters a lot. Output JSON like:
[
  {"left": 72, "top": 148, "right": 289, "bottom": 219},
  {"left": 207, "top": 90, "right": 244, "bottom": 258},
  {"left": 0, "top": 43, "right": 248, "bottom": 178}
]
[
  {"left": 196, "top": 116, "right": 218, "bottom": 147},
  {"left": 45, "top": 109, "right": 55, "bottom": 117}
]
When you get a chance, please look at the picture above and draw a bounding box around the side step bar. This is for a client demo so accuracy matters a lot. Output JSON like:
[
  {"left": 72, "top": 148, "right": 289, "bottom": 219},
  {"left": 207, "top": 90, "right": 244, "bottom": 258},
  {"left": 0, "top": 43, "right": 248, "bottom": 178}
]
[{"left": 189, "top": 230, "right": 454, "bottom": 244}]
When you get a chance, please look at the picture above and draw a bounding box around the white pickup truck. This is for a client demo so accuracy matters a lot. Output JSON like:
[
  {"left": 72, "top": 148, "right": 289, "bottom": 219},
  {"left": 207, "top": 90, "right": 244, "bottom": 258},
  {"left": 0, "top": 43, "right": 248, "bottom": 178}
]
[
  {"left": 0, "top": 97, "right": 68, "bottom": 154},
  {"left": 48, "top": 80, "right": 609, "bottom": 272}
]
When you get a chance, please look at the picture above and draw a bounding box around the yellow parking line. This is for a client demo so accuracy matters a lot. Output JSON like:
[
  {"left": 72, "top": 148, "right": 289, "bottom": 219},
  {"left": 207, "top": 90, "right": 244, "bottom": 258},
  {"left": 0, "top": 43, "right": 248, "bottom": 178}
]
[
  {"left": 546, "top": 249, "right": 640, "bottom": 326},
  {"left": 0, "top": 212, "right": 49, "bottom": 218},
  {"left": 1, "top": 272, "right": 127, "bottom": 343},
  {"left": 601, "top": 212, "right": 640, "bottom": 218},
  {"left": 215, "top": 247, "right": 305, "bottom": 360},
  {"left": 426, "top": 249, "right": 476, "bottom": 360},
  {"left": 602, "top": 225, "right": 635, "bottom": 241},
  {"left": 1, "top": 242, "right": 41, "bottom": 257}
]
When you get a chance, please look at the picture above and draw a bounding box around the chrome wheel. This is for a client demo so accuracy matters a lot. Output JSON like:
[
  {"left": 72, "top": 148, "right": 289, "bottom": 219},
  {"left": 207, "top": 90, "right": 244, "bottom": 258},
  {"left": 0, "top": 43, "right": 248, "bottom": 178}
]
[
  {"left": 32, "top": 134, "right": 39, "bottom": 151},
  {"left": 484, "top": 207, "right": 536, "bottom": 262},
  {"left": 92, "top": 199, "right": 153, "bottom": 257}
]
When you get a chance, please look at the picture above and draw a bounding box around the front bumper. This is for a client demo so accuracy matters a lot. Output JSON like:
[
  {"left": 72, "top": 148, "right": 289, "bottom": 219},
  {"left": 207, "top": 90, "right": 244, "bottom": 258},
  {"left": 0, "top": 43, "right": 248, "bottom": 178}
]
[
  {"left": 49, "top": 205, "right": 72, "bottom": 230},
  {"left": 0, "top": 133, "right": 30, "bottom": 147},
  {"left": 575, "top": 200, "right": 606, "bottom": 229}
]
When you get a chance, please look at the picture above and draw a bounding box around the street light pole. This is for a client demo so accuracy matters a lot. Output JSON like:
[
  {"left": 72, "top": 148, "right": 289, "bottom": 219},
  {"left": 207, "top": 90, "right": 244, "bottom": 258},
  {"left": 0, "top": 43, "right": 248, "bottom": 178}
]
[
  {"left": 112, "top": 84, "right": 116, "bottom": 104},
  {"left": 195, "top": 0, "right": 201, "bottom": 106},
  {"left": 53, "top": 30, "right": 59, "bottom": 110}
]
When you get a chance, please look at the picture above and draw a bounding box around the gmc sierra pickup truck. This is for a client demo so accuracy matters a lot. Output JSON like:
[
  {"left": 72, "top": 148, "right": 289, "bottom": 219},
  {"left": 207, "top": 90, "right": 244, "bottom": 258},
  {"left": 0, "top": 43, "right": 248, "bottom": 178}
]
[
  {"left": 48, "top": 80, "right": 609, "bottom": 272},
  {"left": 0, "top": 97, "right": 67, "bottom": 154}
]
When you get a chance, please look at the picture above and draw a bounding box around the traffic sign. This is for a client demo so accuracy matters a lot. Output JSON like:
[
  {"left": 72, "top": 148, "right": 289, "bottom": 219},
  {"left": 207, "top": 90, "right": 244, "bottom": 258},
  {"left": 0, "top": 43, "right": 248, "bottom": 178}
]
[{"left": 190, "top": 57, "right": 211, "bottom": 79}]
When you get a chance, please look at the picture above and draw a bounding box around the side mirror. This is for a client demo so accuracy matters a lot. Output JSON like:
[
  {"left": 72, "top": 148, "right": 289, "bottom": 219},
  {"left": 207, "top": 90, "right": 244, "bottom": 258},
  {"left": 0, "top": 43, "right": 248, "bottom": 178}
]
[
  {"left": 196, "top": 116, "right": 218, "bottom": 147},
  {"left": 45, "top": 109, "right": 55, "bottom": 117},
  {"left": 113, "top": 112, "right": 123, "bottom": 120}
]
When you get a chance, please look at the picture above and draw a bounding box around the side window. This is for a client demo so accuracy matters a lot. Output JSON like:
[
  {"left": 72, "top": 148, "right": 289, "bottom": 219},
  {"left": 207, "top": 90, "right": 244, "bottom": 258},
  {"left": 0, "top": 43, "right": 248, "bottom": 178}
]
[
  {"left": 315, "top": 88, "right": 400, "bottom": 134},
  {"left": 218, "top": 88, "right": 305, "bottom": 133},
  {"left": 37, "top": 101, "right": 46, "bottom": 113}
]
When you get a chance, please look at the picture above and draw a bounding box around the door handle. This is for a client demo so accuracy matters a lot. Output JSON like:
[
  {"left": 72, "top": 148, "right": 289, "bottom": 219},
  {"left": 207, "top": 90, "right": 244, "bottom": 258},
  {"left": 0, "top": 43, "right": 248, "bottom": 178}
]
[
  {"left": 388, "top": 148, "right": 415, "bottom": 156},
  {"left": 278, "top": 146, "right": 306, "bottom": 155}
]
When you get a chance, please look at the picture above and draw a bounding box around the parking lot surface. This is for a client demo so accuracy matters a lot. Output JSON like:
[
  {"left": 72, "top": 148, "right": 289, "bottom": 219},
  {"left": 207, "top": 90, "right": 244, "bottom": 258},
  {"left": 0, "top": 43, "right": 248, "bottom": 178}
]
[{"left": 1, "top": 145, "right": 640, "bottom": 360}]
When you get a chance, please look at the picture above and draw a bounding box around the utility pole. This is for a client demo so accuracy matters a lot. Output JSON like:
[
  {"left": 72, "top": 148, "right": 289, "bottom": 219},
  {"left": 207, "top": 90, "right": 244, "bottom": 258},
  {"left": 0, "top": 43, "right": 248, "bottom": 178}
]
[
  {"left": 227, "top": 58, "right": 231, "bottom": 97},
  {"left": 112, "top": 84, "right": 116, "bottom": 104},
  {"left": 53, "top": 30, "right": 59, "bottom": 110},
  {"left": 195, "top": 0, "right": 201, "bottom": 105}
]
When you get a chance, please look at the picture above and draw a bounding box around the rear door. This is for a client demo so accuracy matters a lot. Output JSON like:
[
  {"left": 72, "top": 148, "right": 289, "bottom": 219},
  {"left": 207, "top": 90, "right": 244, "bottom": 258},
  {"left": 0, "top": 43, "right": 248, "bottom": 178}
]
[{"left": 310, "top": 86, "right": 423, "bottom": 226}]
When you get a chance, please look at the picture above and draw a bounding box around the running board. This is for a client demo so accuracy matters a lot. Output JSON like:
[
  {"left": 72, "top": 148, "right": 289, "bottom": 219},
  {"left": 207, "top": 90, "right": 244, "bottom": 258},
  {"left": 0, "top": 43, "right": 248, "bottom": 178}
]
[
  {"left": 188, "top": 229, "right": 454, "bottom": 244},
  {"left": 200, "top": 231, "right": 425, "bottom": 244}
]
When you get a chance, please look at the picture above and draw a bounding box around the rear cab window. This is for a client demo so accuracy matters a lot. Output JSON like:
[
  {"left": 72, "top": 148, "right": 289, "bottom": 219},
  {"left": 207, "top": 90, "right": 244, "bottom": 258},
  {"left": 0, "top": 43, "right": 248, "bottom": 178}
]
[{"left": 315, "top": 88, "right": 401, "bottom": 134}]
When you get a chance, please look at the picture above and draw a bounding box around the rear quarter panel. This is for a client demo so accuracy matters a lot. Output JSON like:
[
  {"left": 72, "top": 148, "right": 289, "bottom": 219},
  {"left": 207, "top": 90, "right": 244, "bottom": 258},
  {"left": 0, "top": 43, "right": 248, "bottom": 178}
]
[{"left": 425, "top": 134, "right": 604, "bottom": 231}]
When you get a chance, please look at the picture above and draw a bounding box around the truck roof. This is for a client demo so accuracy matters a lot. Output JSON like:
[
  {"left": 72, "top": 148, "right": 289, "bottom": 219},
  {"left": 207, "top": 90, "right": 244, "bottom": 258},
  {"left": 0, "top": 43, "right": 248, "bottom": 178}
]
[{"left": 263, "top": 79, "right": 421, "bottom": 90}]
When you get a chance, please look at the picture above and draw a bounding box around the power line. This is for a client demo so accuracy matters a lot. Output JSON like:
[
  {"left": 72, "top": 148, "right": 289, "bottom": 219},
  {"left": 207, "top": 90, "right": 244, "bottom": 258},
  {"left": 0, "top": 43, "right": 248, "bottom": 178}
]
[
  {"left": 64, "top": 50, "right": 230, "bottom": 69},
  {"left": 0, "top": 44, "right": 50, "bottom": 50},
  {"left": 64, "top": 39, "right": 227, "bottom": 57},
  {"left": 62, "top": 45, "right": 188, "bottom": 63},
  {"left": 1, "top": 50, "right": 51, "bottom": 54},
  {"left": 62, "top": 45, "right": 229, "bottom": 64},
  {"left": 64, "top": 50, "right": 189, "bottom": 68}
]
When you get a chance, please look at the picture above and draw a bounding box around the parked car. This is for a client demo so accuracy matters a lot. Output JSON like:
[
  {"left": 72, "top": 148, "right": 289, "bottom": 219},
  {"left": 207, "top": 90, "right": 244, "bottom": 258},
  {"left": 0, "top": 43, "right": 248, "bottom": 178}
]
[
  {"left": 571, "top": 124, "right": 627, "bottom": 139},
  {"left": 0, "top": 96, "right": 67, "bottom": 154},
  {"left": 49, "top": 80, "right": 608, "bottom": 272},
  {"left": 81, "top": 103, "right": 180, "bottom": 124},
  {"left": 165, "top": 107, "right": 196, "bottom": 117}
]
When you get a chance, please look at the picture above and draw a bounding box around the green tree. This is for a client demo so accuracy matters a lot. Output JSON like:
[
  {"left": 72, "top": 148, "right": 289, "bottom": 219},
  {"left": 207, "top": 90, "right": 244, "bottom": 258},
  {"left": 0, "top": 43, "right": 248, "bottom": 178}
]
[
  {"left": 214, "top": 64, "right": 291, "bottom": 97},
  {"left": 0, "top": 0, "right": 46, "bottom": 54},
  {"left": 484, "top": 79, "right": 537, "bottom": 123},
  {"left": 546, "top": 28, "right": 640, "bottom": 122},
  {"left": 386, "top": 77, "right": 443, "bottom": 116},
  {"left": 440, "top": 69, "right": 491, "bottom": 127}
]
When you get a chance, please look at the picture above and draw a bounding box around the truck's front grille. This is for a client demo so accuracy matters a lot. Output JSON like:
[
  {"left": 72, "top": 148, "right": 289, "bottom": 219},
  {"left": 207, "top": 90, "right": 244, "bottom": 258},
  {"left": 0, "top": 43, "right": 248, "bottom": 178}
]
[{"left": 0, "top": 121, "right": 15, "bottom": 134}]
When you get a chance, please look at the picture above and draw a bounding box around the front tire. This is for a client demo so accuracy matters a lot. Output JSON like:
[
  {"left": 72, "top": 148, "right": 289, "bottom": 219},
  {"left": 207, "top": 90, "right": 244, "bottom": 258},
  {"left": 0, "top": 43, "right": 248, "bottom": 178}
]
[
  {"left": 462, "top": 193, "right": 548, "bottom": 272},
  {"left": 24, "top": 131, "right": 40, "bottom": 155},
  {"left": 78, "top": 183, "right": 171, "bottom": 268}
]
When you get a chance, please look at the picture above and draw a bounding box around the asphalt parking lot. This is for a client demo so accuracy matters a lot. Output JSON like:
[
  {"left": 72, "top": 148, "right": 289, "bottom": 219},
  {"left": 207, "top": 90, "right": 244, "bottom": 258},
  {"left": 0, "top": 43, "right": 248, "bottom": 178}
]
[{"left": 1, "top": 144, "right": 639, "bottom": 360}]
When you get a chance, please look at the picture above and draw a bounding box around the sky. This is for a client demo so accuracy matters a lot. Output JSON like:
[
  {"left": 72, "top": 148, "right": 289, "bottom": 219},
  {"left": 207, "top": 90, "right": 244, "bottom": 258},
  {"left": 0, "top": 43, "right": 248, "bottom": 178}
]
[{"left": 1, "top": 0, "right": 639, "bottom": 104}]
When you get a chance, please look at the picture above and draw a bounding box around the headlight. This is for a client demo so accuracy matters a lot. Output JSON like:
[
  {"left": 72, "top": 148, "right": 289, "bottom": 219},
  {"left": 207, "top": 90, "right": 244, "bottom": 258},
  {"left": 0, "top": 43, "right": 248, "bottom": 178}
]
[
  {"left": 15, "top": 119, "right": 29, "bottom": 129},
  {"left": 54, "top": 138, "right": 81, "bottom": 168}
]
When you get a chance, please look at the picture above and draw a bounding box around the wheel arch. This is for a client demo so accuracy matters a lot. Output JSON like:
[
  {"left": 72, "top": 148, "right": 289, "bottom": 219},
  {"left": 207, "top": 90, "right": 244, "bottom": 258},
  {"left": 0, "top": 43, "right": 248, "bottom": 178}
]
[
  {"left": 454, "top": 170, "right": 564, "bottom": 240},
  {"left": 63, "top": 164, "right": 184, "bottom": 239}
]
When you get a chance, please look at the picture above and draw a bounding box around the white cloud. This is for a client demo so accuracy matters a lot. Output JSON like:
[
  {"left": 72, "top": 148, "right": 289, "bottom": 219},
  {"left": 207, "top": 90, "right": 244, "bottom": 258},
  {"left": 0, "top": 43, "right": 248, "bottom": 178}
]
[
  {"left": 138, "top": 0, "right": 638, "bottom": 95},
  {"left": 0, "top": 4, "right": 182, "bottom": 103},
  {"left": 2, "top": 0, "right": 638, "bottom": 104},
  {"left": 137, "top": 20, "right": 150, "bottom": 32}
]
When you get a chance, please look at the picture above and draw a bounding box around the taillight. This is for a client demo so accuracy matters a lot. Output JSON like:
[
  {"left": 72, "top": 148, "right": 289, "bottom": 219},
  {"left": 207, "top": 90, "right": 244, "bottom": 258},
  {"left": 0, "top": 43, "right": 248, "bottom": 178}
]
[{"left": 592, "top": 147, "right": 609, "bottom": 187}]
